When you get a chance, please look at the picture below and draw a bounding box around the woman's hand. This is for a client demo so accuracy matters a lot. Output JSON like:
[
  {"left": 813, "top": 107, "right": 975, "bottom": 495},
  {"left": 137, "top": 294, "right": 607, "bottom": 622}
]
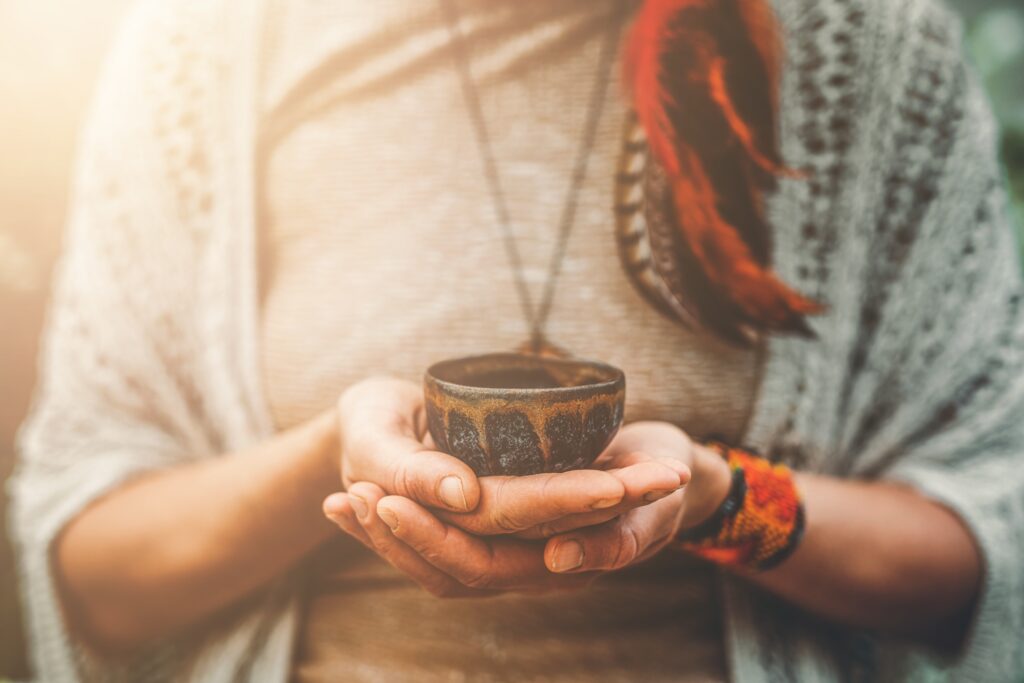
[
  {"left": 537, "top": 422, "right": 734, "bottom": 575},
  {"left": 326, "top": 481, "right": 594, "bottom": 597},
  {"left": 337, "top": 377, "right": 482, "bottom": 512},
  {"left": 337, "top": 378, "right": 691, "bottom": 519},
  {"left": 325, "top": 421, "right": 730, "bottom": 596}
]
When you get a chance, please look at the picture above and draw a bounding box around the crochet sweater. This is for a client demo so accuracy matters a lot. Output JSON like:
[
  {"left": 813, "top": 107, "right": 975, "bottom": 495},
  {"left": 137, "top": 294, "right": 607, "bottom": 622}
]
[{"left": 10, "top": 0, "right": 1024, "bottom": 681}]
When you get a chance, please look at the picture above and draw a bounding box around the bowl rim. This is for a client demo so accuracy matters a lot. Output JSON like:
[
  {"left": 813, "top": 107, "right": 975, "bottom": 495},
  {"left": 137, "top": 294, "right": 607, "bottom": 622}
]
[{"left": 425, "top": 352, "right": 624, "bottom": 398}]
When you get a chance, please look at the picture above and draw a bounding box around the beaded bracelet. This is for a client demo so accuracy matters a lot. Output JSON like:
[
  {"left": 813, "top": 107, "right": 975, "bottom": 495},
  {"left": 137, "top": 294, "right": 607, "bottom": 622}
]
[{"left": 672, "top": 441, "right": 805, "bottom": 571}]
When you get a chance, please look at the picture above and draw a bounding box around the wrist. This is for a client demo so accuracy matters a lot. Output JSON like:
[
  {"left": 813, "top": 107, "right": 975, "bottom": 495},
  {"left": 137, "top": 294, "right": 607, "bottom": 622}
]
[
  {"left": 307, "top": 408, "right": 343, "bottom": 488},
  {"left": 679, "top": 442, "right": 733, "bottom": 530},
  {"left": 673, "top": 444, "right": 805, "bottom": 571}
]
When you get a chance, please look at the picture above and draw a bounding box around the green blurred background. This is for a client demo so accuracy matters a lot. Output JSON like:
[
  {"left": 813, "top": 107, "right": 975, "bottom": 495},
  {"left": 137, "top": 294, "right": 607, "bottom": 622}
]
[
  {"left": 958, "top": 0, "right": 1024, "bottom": 219},
  {"left": 1, "top": 1, "right": 1022, "bottom": 678}
]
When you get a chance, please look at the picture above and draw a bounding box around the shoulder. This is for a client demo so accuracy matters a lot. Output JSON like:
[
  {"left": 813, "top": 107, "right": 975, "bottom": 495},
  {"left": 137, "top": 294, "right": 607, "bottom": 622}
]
[
  {"left": 773, "top": 0, "right": 972, "bottom": 162},
  {"left": 116, "top": 0, "right": 243, "bottom": 49},
  {"left": 81, "top": 0, "right": 264, "bottom": 165},
  {"left": 92, "top": 0, "right": 262, "bottom": 112},
  {"left": 775, "top": 0, "right": 966, "bottom": 67},
  {"left": 69, "top": 0, "right": 265, "bottom": 254}
]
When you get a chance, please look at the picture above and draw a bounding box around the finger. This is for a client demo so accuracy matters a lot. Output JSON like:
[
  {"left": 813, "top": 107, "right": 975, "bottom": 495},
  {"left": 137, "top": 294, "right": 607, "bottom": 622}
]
[
  {"left": 607, "top": 459, "right": 688, "bottom": 502},
  {"left": 347, "top": 483, "right": 494, "bottom": 598},
  {"left": 339, "top": 379, "right": 480, "bottom": 512},
  {"left": 323, "top": 493, "right": 373, "bottom": 549},
  {"left": 436, "top": 468, "right": 627, "bottom": 535},
  {"left": 351, "top": 433, "right": 481, "bottom": 513},
  {"left": 378, "top": 495, "right": 594, "bottom": 593},
  {"left": 596, "top": 448, "right": 691, "bottom": 483},
  {"left": 512, "top": 460, "right": 686, "bottom": 539},
  {"left": 593, "top": 421, "right": 694, "bottom": 473},
  {"left": 544, "top": 491, "right": 684, "bottom": 573}
]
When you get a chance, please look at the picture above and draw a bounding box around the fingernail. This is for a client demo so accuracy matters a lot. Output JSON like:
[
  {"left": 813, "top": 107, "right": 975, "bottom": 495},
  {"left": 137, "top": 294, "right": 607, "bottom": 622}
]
[
  {"left": 349, "top": 494, "right": 369, "bottom": 520},
  {"left": 377, "top": 506, "right": 400, "bottom": 533},
  {"left": 590, "top": 496, "right": 621, "bottom": 510},
  {"left": 439, "top": 475, "right": 469, "bottom": 511},
  {"left": 643, "top": 489, "right": 675, "bottom": 503},
  {"left": 551, "top": 540, "right": 584, "bottom": 572}
]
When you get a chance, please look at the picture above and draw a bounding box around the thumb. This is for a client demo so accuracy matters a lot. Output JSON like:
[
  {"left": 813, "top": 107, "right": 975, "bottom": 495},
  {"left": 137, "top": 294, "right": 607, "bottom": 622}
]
[{"left": 374, "top": 434, "right": 481, "bottom": 512}]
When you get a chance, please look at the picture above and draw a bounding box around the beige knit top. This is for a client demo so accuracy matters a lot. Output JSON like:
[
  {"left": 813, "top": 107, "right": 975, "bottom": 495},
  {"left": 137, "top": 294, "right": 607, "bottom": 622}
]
[
  {"left": 259, "top": 0, "right": 759, "bottom": 680},
  {"left": 15, "top": 0, "right": 1024, "bottom": 679}
]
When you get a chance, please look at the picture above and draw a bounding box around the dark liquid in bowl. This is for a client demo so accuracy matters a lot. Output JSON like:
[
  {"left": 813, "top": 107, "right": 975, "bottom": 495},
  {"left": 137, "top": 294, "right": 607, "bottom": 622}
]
[
  {"left": 463, "top": 368, "right": 562, "bottom": 389},
  {"left": 428, "top": 353, "right": 620, "bottom": 391}
]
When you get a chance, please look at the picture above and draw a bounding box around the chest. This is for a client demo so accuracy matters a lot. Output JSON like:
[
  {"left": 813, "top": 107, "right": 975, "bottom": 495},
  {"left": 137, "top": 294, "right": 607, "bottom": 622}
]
[{"left": 258, "top": 0, "right": 760, "bottom": 437}]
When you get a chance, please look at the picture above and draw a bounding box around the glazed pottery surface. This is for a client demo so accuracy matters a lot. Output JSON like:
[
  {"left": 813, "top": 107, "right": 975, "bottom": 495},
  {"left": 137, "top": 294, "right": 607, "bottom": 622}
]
[{"left": 424, "top": 353, "right": 625, "bottom": 476}]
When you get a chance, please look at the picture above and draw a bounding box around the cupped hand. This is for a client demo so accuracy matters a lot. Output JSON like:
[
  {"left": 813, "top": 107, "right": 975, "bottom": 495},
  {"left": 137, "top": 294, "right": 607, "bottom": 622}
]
[
  {"left": 324, "top": 481, "right": 687, "bottom": 597},
  {"left": 325, "top": 481, "right": 594, "bottom": 597},
  {"left": 437, "top": 422, "right": 694, "bottom": 538},
  {"left": 337, "top": 377, "right": 482, "bottom": 512},
  {"left": 337, "top": 378, "right": 690, "bottom": 521},
  {"left": 325, "top": 420, "right": 716, "bottom": 597},
  {"left": 541, "top": 423, "right": 733, "bottom": 574}
]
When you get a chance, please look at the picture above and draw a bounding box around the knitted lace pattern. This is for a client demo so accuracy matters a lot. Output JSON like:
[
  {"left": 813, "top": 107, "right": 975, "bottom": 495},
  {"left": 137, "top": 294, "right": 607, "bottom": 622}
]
[{"left": 9, "top": 0, "right": 1024, "bottom": 681}]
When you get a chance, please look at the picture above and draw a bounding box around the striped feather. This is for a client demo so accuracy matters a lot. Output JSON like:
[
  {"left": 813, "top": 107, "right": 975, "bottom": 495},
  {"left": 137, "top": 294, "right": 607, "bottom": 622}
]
[{"left": 622, "top": 0, "right": 825, "bottom": 336}]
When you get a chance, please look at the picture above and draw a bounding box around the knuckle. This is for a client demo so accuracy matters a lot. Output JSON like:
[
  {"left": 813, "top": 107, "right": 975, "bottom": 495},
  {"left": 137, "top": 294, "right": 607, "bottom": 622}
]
[
  {"left": 488, "top": 479, "right": 523, "bottom": 532},
  {"left": 460, "top": 571, "right": 494, "bottom": 590},
  {"left": 537, "top": 476, "right": 558, "bottom": 508},
  {"left": 390, "top": 460, "right": 414, "bottom": 497},
  {"left": 491, "top": 510, "right": 520, "bottom": 533},
  {"left": 411, "top": 522, "right": 451, "bottom": 561},
  {"left": 366, "top": 533, "right": 392, "bottom": 554},
  {"left": 611, "top": 525, "right": 642, "bottom": 569},
  {"left": 538, "top": 475, "right": 574, "bottom": 518},
  {"left": 458, "top": 544, "right": 498, "bottom": 589},
  {"left": 413, "top": 542, "right": 444, "bottom": 564}
]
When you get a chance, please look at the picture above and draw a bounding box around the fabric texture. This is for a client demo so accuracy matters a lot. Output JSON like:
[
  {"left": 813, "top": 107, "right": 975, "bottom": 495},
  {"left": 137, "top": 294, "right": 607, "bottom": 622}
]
[
  {"left": 293, "top": 543, "right": 728, "bottom": 683},
  {"left": 673, "top": 444, "right": 804, "bottom": 570},
  {"left": 8, "top": 0, "right": 1024, "bottom": 681},
  {"left": 261, "top": 2, "right": 746, "bottom": 680},
  {"left": 260, "top": 0, "right": 758, "bottom": 455}
]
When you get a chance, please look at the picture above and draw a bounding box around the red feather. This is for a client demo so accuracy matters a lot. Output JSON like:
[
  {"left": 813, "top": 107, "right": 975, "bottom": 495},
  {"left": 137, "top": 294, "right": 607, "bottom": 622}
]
[{"left": 624, "top": 0, "right": 824, "bottom": 335}]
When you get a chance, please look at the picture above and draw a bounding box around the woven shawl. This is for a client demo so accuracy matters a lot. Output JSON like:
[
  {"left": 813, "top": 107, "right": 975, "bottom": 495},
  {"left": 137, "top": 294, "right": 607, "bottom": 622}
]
[{"left": 9, "top": 0, "right": 1024, "bottom": 680}]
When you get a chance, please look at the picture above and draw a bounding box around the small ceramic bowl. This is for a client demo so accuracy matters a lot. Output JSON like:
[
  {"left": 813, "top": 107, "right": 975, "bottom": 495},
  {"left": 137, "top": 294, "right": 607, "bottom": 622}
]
[{"left": 424, "top": 353, "right": 625, "bottom": 476}]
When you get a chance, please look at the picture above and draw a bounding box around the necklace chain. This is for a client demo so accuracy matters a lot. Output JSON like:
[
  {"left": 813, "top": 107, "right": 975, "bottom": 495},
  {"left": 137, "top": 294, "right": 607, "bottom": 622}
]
[{"left": 437, "top": 0, "right": 623, "bottom": 352}]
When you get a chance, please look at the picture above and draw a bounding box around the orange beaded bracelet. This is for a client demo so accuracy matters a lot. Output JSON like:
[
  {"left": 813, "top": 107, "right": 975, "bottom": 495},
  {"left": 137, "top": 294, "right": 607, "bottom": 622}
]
[{"left": 673, "top": 442, "right": 805, "bottom": 571}]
